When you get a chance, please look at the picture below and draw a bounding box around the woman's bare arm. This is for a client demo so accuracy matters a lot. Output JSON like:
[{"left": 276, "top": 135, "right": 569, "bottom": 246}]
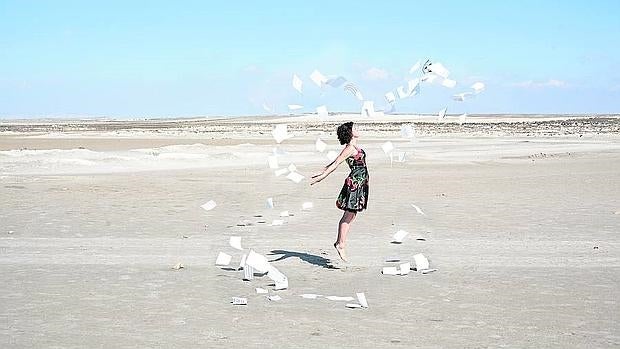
[{"left": 310, "top": 145, "right": 355, "bottom": 185}]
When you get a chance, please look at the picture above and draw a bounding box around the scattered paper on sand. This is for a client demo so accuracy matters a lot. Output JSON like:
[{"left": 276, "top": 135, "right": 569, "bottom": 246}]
[
  {"left": 272, "top": 124, "right": 292, "bottom": 144},
  {"left": 256, "top": 287, "right": 268, "bottom": 294},
  {"left": 400, "top": 124, "right": 415, "bottom": 139},
  {"left": 399, "top": 262, "right": 411, "bottom": 275},
  {"left": 271, "top": 219, "right": 284, "bottom": 226},
  {"left": 171, "top": 262, "right": 185, "bottom": 270},
  {"left": 274, "top": 168, "right": 289, "bottom": 177},
  {"left": 215, "top": 252, "right": 232, "bottom": 266},
  {"left": 392, "top": 229, "right": 409, "bottom": 243},
  {"left": 245, "top": 250, "right": 270, "bottom": 273},
  {"left": 356, "top": 292, "right": 369, "bottom": 308},
  {"left": 300, "top": 294, "right": 322, "bottom": 299},
  {"left": 411, "top": 204, "right": 426, "bottom": 215},
  {"left": 325, "top": 296, "right": 355, "bottom": 301},
  {"left": 302, "top": 202, "right": 313, "bottom": 210},
  {"left": 382, "top": 267, "right": 399, "bottom": 275},
  {"left": 239, "top": 254, "right": 247, "bottom": 270},
  {"left": 421, "top": 268, "right": 438, "bottom": 274},
  {"left": 345, "top": 303, "right": 362, "bottom": 308},
  {"left": 243, "top": 264, "right": 254, "bottom": 280},
  {"left": 279, "top": 210, "right": 290, "bottom": 217},
  {"left": 413, "top": 253, "right": 430, "bottom": 271},
  {"left": 201, "top": 200, "right": 217, "bottom": 211},
  {"left": 286, "top": 171, "right": 304, "bottom": 183},
  {"left": 231, "top": 297, "right": 247, "bottom": 305},
  {"left": 268, "top": 295, "right": 282, "bottom": 301},
  {"left": 287, "top": 163, "right": 297, "bottom": 172},
  {"left": 229, "top": 236, "right": 243, "bottom": 251},
  {"left": 381, "top": 141, "right": 394, "bottom": 154},
  {"left": 315, "top": 138, "right": 327, "bottom": 152}
]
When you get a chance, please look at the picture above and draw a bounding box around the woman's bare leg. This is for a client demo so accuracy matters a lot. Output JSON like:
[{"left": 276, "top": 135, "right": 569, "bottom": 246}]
[{"left": 334, "top": 210, "right": 356, "bottom": 261}]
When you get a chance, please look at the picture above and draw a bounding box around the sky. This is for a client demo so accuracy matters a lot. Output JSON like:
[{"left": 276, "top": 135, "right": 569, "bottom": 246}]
[{"left": 1, "top": 0, "right": 619, "bottom": 118}]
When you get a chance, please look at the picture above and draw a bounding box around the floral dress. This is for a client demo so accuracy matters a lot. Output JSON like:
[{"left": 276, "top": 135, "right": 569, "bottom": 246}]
[{"left": 336, "top": 146, "right": 369, "bottom": 212}]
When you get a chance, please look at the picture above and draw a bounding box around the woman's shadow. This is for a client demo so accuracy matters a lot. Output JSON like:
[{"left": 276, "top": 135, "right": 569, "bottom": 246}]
[{"left": 268, "top": 249, "right": 339, "bottom": 269}]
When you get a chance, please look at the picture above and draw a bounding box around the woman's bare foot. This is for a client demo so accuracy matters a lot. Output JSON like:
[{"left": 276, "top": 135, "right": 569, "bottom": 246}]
[{"left": 334, "top": 242, "right": 349, "bottom": 262}]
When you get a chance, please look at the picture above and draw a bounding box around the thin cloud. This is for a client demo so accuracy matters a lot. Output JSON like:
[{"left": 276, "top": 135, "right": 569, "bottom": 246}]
[
  {"left": 363, "top": 67, "right": 389, "bottom": 80},
  {"left": 511, "top": 79, "right": 569, "bottom": 89}
]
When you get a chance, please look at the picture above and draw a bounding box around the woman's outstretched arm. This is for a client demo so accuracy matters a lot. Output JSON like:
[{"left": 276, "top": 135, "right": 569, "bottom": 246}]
[{"left": 310, "top": 145, "right": 355, "bottom": 185}]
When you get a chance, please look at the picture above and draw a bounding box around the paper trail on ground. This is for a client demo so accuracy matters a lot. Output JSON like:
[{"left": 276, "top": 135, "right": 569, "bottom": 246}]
[
  {"left": 288, "top": 104, "right": 304, "bottom": 111},
  {"left": 413, "top": 253, "right": 430, "bottom": 271},
  {"left": 231, "top": 297, "right": 247, "bottom": 305},
  {"left": 400, "top": 262, "right": 411, "bottom": 275},
  {"left": 411, "top": 204, "right": 426, "bottom": 215},
  {"left": 266, "top": 197, "right": 274, "bottom": 209},
  {"left": 381, "top": 141, "right": 394, "bottom": 154},
  {"left": 326, "top": 150, "right": 338, "bottom": 162},
  {"left": 201, "top": 200, "right": 217, "bottom": 211},
  {"left": 310, "top": 69, "right": 328, "bottom": 87},
  {"left": 267, "top": 155, "right": 279, "bottom": 169},
  {"left": 229, "top": 236, "right": 243, "bottom": 251},
  {"left": 392, "top": 229, "right": 409, "bottom": 243},
  {"left": 356, "top": 292, "right": 369, "bottom": 308},
  {"left": 215, "top": 252, "right": 232, "bottom": 266},
  {"left": 286, "top": 171, "right": 304, "bottom": 183},
  {"left": 302, "top": 202, "right": 313, "bottom": 210},
  {"left": 382, "top": 267, "right": 399, "bottom": 275},
  {"left": 274, "top": 168, "right": 289, "bottom": 177},
  {"left": 325, "top": 296, "right": 355, "bottom": 301},
  {"left": 245, "top": 250, "right": 270, "bottom": 273},
  {"left": 272, "top": 124, "right": 291, "bottom": 144},
  {"left": 316, "top": 105, "right": 328, "bottom": 119},
  {"left": 315, "top": 138, "right": 327, "bottom": 152},
  {"left": 255, "top": 287, "right": 268, "bottom": 294},
  {"left": 292, "top": 74, "right": 303, "bottom": 94}
]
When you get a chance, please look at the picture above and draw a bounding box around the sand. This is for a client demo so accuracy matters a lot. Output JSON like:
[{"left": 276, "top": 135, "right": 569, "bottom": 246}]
[{"left": 1, "top": 115, "right": 619, "bottom": 348}]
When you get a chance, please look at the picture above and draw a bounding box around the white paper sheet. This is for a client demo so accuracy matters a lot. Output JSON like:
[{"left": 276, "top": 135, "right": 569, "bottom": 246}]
[
  {"left": 268, "top": 295, "right": 282, "bottom": 301},
  {"left": 243, "top": 264, "right": 254, "bottom": 280},
  {"left": 459, "top": 113, "right": 468, "bottom": 124},
  {"left": 438, "top": 107, "right": 447, "bottom": 120},
  {"left": 408, "top": 60, "right": 421, "bottom": 74},
  {"left": 400, "top": 262, "right": 411, "bottom": 275},
  {"left": 381, "top": 141, "right": 394, "bottom": 154},
  {"left": 382, "top": 267, "right": 399, "bottom": 275},
  {"left": 300, "top": 294, "right": 322, "bottom": 299},
  {"left": 392, "top": 229, "right": 409, "bottom": 243},
  {"left": 326, "top": 76, "right": 347, "bottom": 87},
  {"left": 325, "top": 296, "right": 355, "bottom": 301},
  {"left": 201, "top": 200, "right": 217, "bottom": 211},
  {"left": 266, "top": 197, "right": 274, "bottom": 209},
  {"left": 302, "top": 202, "right": 313, "bottom": 210},
  {"left": 315, "top": 138, "right": 327, "bottom": 152},
  {"left": 471, "top": 82, "right": 485, "bottom": 93},
  {"left": 271, "top": 219, "right": 284, "bottom": 226},
  {"left": 292, "top": 74, "right": 303, "bottom": 94},
  {"left": 279, "top": 210, "right": 289, "bottom": 217},
  {"left": 215, "top": 252, "right": 232, "bottom": 266},
  {"left": 239, "top": 254, "right": 247, "bottom": 270},
  {"left": 272, "top": 124, "right": 291, "bottom": 144},
  {"left": 428, "top": 62, "right": 450, "bottom": 78},
  {"left": 411, "top": 204, "right": 426, "bottom": 215},
  {"left": 274, "top": 168, "right": 289, "bottom": 177},
  {"left": 267, "top": 155, "right": 279, "bottom": 169},
  {"left": 255, "top": 287, "right": 268, "bottom": 294},
  {"left": 310, "top": 69, "right": 327, "bottom": 87},
  {"left": 231, "top": 297, "right": 247, "bottom": 305},
  {"left": 441, "top": 78, "right": 457, "bottom": 88},
  {"left": 385, "top": 91, "right": 396, "bottom": 104},
  {"left": 316, "top": 105, "right": 328, "bottom": 119},
  {"left": 356, "top": 292, "right": 369, "bottom": 308},
  {"left": 345, "top": 303, "right": 362, "bottom": 308},
  {"left": 245, "top": 250, "right": 270, "bottom": 273},
  {"left": 400, "top": 124, "right": 415, "bottom": 138},
  {"left": 288, "top": 104, "right": 304, "bottom": 110},
  {"left": 286, "top": 171, "right": 304, "bottom": 183},
  {"left": 229, "top": 236, "right": 243, "bottom": 251},
  {"left": 413, "top": 253, "right": 430, "bottom": 271}
]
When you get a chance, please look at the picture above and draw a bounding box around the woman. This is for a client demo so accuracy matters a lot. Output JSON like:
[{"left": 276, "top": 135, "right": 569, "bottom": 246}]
[{"left": 310, "top": 122, "right": 369, "bottom": 262}]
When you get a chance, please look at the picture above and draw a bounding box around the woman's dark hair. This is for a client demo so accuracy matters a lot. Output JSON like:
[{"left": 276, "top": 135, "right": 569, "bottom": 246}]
[{"left": 337, "top": 122, "right": 354, "bottom": 145}]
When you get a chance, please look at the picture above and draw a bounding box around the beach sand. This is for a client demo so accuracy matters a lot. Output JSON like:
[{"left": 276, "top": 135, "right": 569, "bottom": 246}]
[{"left": 1, "top": 115, "right": 619, "bottom": 348}]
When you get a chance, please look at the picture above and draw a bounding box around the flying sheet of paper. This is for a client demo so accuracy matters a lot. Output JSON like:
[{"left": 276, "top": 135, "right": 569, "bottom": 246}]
[
  {"left": 392, "top": 229, "right": 409, "bottom": 243},
  {"left": 354, "top": 90, "right": 364, "bottom": 101},
  {"left": 267, "top": 155, "right": 279, "bottom": 169},
  {"left": 411, "top": 204, "right": 426, "bottom": 215},
  {"left": 288, "top": 104, "right": 304, "bottom": 111},
  {"left": 409, "top": 60, "right": 421, "bottom": 74},
  {"left": 345, "top": 303, "right": 362, "bottom": 308},
  {"left": 396, "top": 86, "right": 409, "bottom": 99},
  {"left": 325, "top": 296, "right": 355, "bottom": 301},
  {"left": 286, "top": 171, "right": 304, "bottom": 183},
  {"left": 201, "top": 200, "right": 217, "bottom": 211},
  {"left": 413, "top": 253, "right": 430, "bottom": 271},
  {"left": 245, "top": 250, "right": 270, "bottom": 273},
  {"left": 356, "top": 292, "right": 369, "bottom": 308},
  {"left": 385, "top": 91, "right": 396, "bottom": 104},
  {"left": 421, "top": 73, "right": 438, "bottom": 83},
  {"left": 310, "top": 69, "right": 327, "bottom": 87},
  {"left": 326, "top": 150, "right": 338, "bottom": 162},
  {"left": 316, "top": 105, "right": 328, "bottom": 119},
  {"left": 381, "top": 141, "right": 394, "bottom": 154},
  {"left": 229, "top": 236, "right": 243, "bottom": 251},
  {"left": 287, "top": 164, "right": 297, "bottom": 172},
  {"left": 279, "top": 210, "right": 289, "bottom": 217},
  {"left": 272, "top": 124, "right": 291, "bottom": 144},
  {"left": 400, "top": 262, "right": 411, "bottom": 275},
  {"left": 428, "top": 62, "right": 450, "bottom": 78},
  {"left": 274, "top": 168, "right": 289, "bottom": 177},
  {"left": 459, "top": 113, "right": 468, "bottom": 124},
  {"left": 315, "top": 138, "right": 327, "bottom": 152},
  {"left": 438, "top": 107, "right": 447, "bottom": 119},
  {"left": 362, "top": 101, "right": 375, "bottom": 117},
  {"left": 262, "top": 103, "right": 273, "bottom": 113},
  {"left": 441, "top": 78, "right": 457, "bottom": 88},
  {"left": 215, "top": 252, "right": 232, "bottom": 266},
  {"left": 266, "top": 197, "right": 274, "bottom": 209},
  {"left": 452, "top": 92, "right": 473, "bottom": 102},
  {"left": 231, "top": 297, "right": 247, "bottom": 305},
  {"left": 471, "top": 82, "right": 485, "bottom": 93},
  {"left": 382, "top": 267, "right": 399, "bottom": 275},
  {"left": 302, "top": 202, "right": 313, "bottom": 210},
  {"left": 326, "top": 76, "right": 347, "bottom": 87},
  {"left": 292, "top": 74, "right": 303, "bottom": 94},
  {"left": 408, "top": 79, "right": 421, "bottom": 95},
  {"left": 256, "top": 287, "right": 268, "bottom": 294}
]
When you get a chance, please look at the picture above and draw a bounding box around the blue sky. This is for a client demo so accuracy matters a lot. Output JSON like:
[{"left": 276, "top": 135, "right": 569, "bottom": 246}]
[{"left": 1, "top": 0, "right": 619, "bottom": 118}]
